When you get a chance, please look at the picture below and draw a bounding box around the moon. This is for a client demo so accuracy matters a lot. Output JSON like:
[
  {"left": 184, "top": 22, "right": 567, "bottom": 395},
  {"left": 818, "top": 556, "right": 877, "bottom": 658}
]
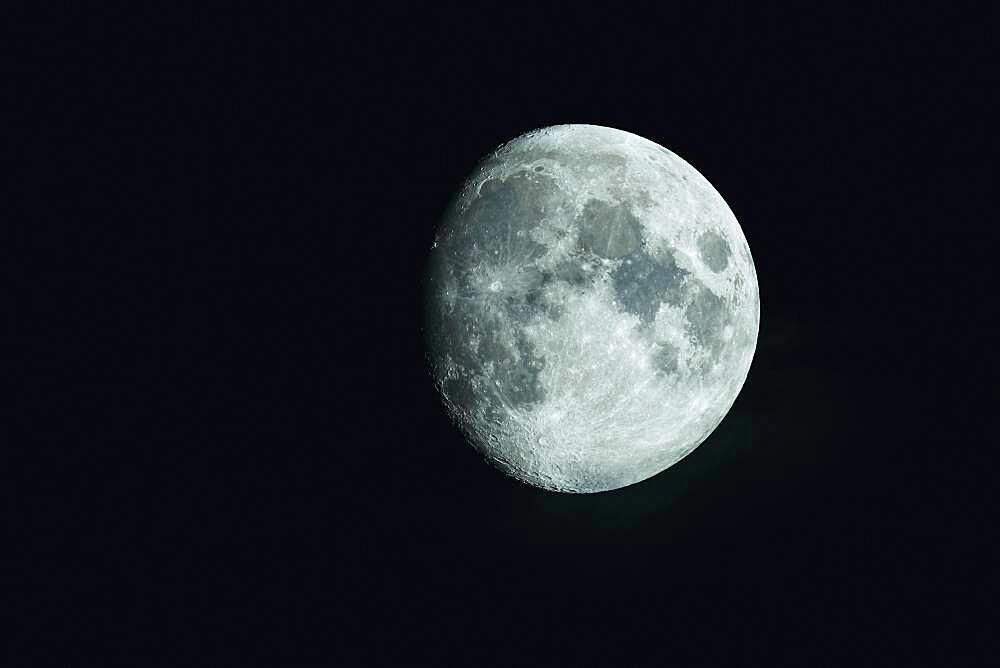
[{"left": 422, "top": 125, "right": 759, "bottom": 493}]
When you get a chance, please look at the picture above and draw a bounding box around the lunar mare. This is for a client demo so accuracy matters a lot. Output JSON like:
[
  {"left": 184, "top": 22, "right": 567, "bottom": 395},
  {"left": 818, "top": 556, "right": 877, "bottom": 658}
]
[{"left": 423, "top": 125, "right": 759, "bottom": 493}]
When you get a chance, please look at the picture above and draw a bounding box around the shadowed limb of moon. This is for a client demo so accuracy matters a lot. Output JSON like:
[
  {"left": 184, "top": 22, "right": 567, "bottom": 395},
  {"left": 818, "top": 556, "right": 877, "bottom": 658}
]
[{"left": 423, "top": 124, "right": 759, "bottom": 493}]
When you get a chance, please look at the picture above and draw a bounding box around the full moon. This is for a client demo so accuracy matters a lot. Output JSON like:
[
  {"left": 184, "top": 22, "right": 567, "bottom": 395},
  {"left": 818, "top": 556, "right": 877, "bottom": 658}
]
[{"left": 423, "top": 125, "right": 759, "bottom": 493}]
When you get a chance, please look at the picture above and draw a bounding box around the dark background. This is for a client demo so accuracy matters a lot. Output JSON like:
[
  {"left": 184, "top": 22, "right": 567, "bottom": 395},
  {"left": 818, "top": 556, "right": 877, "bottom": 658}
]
[{"left": 7, "top": 5, "right": 993, "bottom": 664}]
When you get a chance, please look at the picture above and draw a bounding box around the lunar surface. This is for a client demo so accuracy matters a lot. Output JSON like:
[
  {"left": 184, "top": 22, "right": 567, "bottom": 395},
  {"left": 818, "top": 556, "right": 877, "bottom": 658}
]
[{"left": 423, "top": 125, "right": 759, "bottom": 493}]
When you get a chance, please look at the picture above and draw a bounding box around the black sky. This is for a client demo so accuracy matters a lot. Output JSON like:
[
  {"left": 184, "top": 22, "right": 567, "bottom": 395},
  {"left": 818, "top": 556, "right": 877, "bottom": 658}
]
[{"left": 7, "top": 5, "right": 993, "bottom": 665}]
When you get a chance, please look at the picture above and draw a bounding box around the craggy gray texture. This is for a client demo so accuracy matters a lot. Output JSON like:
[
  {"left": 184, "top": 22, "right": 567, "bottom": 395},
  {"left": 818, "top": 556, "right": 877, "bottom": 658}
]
[{"left": 423, "top": 125, "right": 759, "bottom": 493}]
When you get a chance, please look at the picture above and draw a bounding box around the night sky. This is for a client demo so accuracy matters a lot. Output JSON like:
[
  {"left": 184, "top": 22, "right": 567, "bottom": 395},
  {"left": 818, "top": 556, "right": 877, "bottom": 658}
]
[{"left": 7, "top": 5, "right": 992, "bottom": 664}]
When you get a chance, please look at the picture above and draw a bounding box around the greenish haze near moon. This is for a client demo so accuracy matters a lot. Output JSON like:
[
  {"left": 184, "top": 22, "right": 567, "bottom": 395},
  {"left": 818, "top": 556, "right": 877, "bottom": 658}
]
[{"left": 423, "top": 125, "right": 759, "bottom": 493}]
